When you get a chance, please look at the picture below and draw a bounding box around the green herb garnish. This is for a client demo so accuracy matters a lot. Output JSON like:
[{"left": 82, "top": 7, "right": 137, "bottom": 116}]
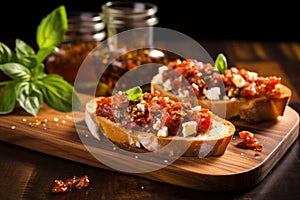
[
  {"left": 125, "top": 86, "right": 143, "bottom": 101},
  {"left": 214, "top": 53, "right": 228, "bottom": 74},
  {"left": 0, "top": 5, "right": 81, "bottom": 116}
]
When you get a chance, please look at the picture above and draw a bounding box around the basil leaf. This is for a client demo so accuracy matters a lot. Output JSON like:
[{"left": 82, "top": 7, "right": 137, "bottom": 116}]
[
  {"left": 125, "top": 86, "right": 143, "bottom": 101},
  {"left": 32, "top": 63, "right": 47, "bottom": 80},
  {"left": 15, "top": 39, "right": 37, "bottom": 68},
  {"left": 16, "top": 82, "right": 43, "bottom": 116},
  {"left": 0, "top": 82, "right": 17, "bottom": 114},
  {"left": 214, "top": 53, "right": 228, "bottom": 74},
  {"left": 36, "top": 5, "right": 68, "bottom": 49},
  {"left": 0, "top": 5, "right": 72, "bottom": 116},
  {"left": 15, "top": 38, "right": 35, "bottom": 56},
  {"left": 0, "top": 63, "right": 31, "bottom": 81},
  {"left": 0, "top": 42, "right": 15, "bottom": 63},
  {"left": 36, "top": 46, "right": 57, "bottom": 64},
  {"left": 39, "top": 74, "right": 81, "bottom": 112}
]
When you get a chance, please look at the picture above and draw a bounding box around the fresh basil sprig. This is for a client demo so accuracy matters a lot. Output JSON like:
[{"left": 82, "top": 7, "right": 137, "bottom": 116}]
[
  {"left": 214, "top": 53, "right": 228, "bottom": 74},
  {"left": 0, "top": 5, "right": 81, "bottom": 116},
  {"left": 125, "top": 86, "right": 143, "bottom": 101}
]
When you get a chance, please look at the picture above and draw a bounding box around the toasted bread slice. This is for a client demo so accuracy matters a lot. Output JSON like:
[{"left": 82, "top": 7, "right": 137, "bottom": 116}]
[
  {"left": 151, "top": 82, "right": 291, "bottom": 123},
  {"left": 85, "top": 96, "right": 235, "bottom": 157}
]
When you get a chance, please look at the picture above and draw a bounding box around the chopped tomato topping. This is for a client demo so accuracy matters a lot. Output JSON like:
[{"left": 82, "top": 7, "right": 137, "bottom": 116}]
[
  {"left": 95, "top": 91, "right": 212, "bottom": 137},
  {"left": 160, "top": 59, "right": 282, "bottom": 99}
]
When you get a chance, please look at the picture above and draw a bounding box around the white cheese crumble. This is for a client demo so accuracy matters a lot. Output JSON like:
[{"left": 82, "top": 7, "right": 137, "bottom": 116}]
[
  {"left": 163, "top": 79, "right": 172, "bottom": 91},
  {"left": 182, "top": 121, "right": 197, "bottom": 137},
  {"left": 152, "top": 118, "right": 161, "bottom": 130},
  {"left": 157, "top": 126, "right": 169, "bottom": 137},
  {"left": 247, "top": 71, "right": 258, "bottom": 80},
  {"left": 153, "top": 65, "right": 169, "bottom": 84},
  {"left": 136, "top": 103, "right": 145, "bottom": 112},
  {"left": 232, "top": 74, "right": 246, "bottom": 88},
  {"left": 192, "top": 105, "right": 202, "bottom": 112},
  {"left": 198, "top": 61, "right": 204, "bottom": 67},
  {"left": 178, "top": 88, "right": 189, "bottom": 98},
  {"left": 204, "top": 87, "right": 221, "bottom": 100}
]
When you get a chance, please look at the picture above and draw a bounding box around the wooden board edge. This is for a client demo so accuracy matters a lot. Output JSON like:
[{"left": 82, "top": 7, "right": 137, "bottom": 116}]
[{"left": 0, "top": 107, "right": 299, "bottom": 192}]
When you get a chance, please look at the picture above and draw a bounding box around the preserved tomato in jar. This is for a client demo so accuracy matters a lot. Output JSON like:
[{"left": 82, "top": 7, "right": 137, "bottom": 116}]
[
  {"left": 95, "top": 48, "right": 183, "bottom": 96},
  {"left": 44, "top": 11, "right": 106, "bottom": 84}
]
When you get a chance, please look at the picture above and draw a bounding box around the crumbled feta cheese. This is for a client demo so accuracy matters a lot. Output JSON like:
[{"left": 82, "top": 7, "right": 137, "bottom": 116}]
[
  {"left": 198, "top": 61, "right": 204, "bottom": 67},
  {"left": 178, "top": 88, "right": 189, "bottom": 98},
  {"left": 192, "top": 105, "right": 202, "bottom": 112},
  {"left": 152, "top": 118, "right": 161, "bottom": 130},
  {"left": 159, "top": 65, "right": 169, "bottom": 74},
  {"left": 163, "top": 79, "right": 172, "bottom": 91},
  {"left": 182, "top": 121, "right": 197, "bottom": 137},
  {"left": 157, "top": 126, "right": 168, "bottom": 137},
  {"left": 191, "top": 83, "right": 199, "bottom": 91},
  {"left": 136, "top": 103, "right": 145, "bottom": 112},
  {"left": 247, "top": 71, "right": 258, "bottom": 80},
  {"left": 153, "top": 66, "right": 169, "bottom": 84},
  {"left": 163, "top": 96, "right": 170, "bottom": 101},
  {"left": 204, "top": 87, "right": 221, "bottom": 100},
  {"left": 232, "top": 74, "right": 246, "bottom": 88}
]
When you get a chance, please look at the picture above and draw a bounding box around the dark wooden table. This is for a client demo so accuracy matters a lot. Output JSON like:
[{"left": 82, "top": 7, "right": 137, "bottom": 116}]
[{"left": 0, "top": 40, "right": 299, "bottom": 200}]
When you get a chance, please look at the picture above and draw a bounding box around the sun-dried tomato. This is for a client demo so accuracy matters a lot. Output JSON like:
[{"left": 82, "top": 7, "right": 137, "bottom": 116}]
[
  {"left": 51, "top": 175, "right": 90, "bottom": 194},
  {"left": 236, "top": 131, "right": 263, "bottom": 152}
]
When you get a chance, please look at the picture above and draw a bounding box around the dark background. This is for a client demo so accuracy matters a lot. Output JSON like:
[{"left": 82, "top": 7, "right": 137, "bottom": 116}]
[{"left": 0, "top": 0, "right": 298, "bottom": 42}]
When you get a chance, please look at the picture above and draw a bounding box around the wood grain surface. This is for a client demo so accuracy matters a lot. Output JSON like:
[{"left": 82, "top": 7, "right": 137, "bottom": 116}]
[
  {"left": 0, "top": 91, "right": 298, "bottom": 192},
  {"left": 0, "top": 61, "right": 299, "bottom": 193}
]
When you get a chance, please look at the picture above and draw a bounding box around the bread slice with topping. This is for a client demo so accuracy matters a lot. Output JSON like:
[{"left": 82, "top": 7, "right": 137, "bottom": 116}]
[
  {"left": 85, "top": 88, "right": 235, "bottom": 157},
  {"left": 150, "top": 58, "right": 291, "bottom": 123}
]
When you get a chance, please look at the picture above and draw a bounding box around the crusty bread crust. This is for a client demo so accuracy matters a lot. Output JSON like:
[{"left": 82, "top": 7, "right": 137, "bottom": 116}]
[
  {"left": 151, "top": 82, "right": 291, "bottom": 123},
  {"left": 85, "top": 97, "right": 235, "bottom": 157}
]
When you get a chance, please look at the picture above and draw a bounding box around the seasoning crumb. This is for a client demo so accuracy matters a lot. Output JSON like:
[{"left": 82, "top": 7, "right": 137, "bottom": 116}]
[
  {"left": 22, "top": 118, "right": 27, "bottom": 122},
  {"left": 53, "top": 117, "right": 59, "bottom": 122},
  {"left": 29, "top": 120, "right": 41, "bottom": 127},
  {"left": 11, "top": 126, "right": 16, "bottom": 129}
]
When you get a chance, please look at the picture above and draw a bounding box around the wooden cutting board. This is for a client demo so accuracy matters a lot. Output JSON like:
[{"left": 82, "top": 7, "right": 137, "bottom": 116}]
[{"left": 0, "top": 92, "right": 298, "bottom": 192}]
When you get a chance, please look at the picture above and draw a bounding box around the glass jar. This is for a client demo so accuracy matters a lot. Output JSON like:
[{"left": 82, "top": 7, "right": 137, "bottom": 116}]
[
  {"left": 101, "top": 1, "right": 158, "bottom": 52},
  {"left": 91, "top": 1, "right": 163, "bottom": 96},
  {"left": 45, "top": 11, "right": 106, "bottom": 84}
]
